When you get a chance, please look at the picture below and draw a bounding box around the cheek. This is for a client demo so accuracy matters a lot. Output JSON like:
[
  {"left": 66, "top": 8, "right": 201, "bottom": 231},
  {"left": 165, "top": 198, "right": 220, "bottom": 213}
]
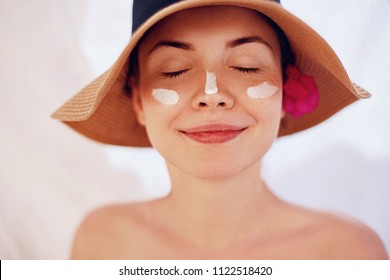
[
  {"left": 140, "top": 72, "right": 199, "bottom": 106},
  {"left": 247, "top": 81, "right": 279, "bottom": 99},
  {"left": 140, "top": 87, "right": 185, "bottom": 146},
  {"left": 151, "top": 88, "right": 180, "bottom": 105},
  {"left": 245, "top": 81, "right": 283, "bottom": 123},
  {"left": 243, "top": 87, "right": 283, "bottom": 131}
]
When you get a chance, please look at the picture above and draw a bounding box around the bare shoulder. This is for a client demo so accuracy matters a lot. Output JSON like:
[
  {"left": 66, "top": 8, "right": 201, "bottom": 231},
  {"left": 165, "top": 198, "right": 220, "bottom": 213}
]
[
  {"left": 70, "top": 203, "right": 144, "bottom": 259},
  {"left": 308, "top": 211, "right": 388, "bottom": 259}
]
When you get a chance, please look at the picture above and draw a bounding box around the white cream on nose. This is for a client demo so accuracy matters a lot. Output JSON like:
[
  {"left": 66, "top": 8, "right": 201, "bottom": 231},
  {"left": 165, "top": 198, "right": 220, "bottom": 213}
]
[
  {"left": 151, "top": 88, "right": 180, "bottom": 105},
  {"left": 205, "top": 71, "right": 218, "bottom": 95},
  {"left": 247, "top": 81, "right": 279, "bottom": 99}
]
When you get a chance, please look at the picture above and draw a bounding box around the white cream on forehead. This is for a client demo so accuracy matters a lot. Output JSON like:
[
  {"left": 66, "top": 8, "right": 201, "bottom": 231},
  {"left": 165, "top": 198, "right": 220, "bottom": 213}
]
[
  {"left": 151, "top": 88, "right": 180, "bottom": 105},
  {"left": 247, "top": 81, "right": 279, "bottom": 99},
  {"left": 205, "top": 71, "right": 218, "bottom": 95}
]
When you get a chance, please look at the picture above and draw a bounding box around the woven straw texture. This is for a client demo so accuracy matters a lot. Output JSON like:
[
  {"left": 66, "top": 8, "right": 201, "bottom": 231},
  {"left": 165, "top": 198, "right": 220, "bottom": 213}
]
[{"left": 52, "top": 0, "right": 369, "bottom": 146}]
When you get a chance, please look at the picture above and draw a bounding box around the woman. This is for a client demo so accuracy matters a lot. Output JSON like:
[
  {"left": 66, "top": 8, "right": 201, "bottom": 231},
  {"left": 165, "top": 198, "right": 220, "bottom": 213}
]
[{"left": 52, "top": 0, "right": 388, "bottom": 259}]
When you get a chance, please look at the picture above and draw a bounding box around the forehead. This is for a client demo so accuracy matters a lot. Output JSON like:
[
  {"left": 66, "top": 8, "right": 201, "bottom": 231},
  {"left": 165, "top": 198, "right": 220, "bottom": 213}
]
[{"left": 139, "top": 6, "right": 280, "bottom": 52}]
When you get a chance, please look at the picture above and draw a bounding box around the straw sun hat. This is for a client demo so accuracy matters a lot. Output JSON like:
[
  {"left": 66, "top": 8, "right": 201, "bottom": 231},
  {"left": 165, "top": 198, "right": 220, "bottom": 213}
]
[{"left": 52, "top": 0, "right": 370, "bottom": 147}]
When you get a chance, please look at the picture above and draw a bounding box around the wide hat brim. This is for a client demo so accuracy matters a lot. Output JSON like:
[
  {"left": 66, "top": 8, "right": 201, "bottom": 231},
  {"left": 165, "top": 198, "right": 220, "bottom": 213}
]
[{"left": 52, "top": 0, "right": 370, "bottom": 147}]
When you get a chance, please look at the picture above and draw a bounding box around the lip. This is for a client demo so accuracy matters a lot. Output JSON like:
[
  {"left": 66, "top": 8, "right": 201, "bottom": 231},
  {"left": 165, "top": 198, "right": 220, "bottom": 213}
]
[{"left": 180, "top": 124, "right": 247, "bottom": 144}]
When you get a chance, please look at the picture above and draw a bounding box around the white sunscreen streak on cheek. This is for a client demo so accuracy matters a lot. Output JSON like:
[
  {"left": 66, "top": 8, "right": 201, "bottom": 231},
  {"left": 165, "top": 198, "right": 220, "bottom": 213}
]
[
  {"left": 205, "top": 71, "right": 218, "bottom": 95},
  {"left": 151, "top": 88, "right": 180, "bottom": 105},
  {"left": 247, "top": 81, "right": 279, "bottom": 99}
]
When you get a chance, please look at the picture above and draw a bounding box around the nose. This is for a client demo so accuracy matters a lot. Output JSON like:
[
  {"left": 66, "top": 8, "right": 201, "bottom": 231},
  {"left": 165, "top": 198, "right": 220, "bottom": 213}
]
[
  {"left": 192, "top": 72, "right": 234, "bottom": 110},
  {"left": 192, "top": 90, "right": 234, "bottom": 110}
]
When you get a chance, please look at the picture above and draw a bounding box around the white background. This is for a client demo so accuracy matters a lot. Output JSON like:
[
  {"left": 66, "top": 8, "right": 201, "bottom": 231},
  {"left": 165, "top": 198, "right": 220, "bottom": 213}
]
[{"left": 0, "top": 0, "right": 389, "bottom": 259}]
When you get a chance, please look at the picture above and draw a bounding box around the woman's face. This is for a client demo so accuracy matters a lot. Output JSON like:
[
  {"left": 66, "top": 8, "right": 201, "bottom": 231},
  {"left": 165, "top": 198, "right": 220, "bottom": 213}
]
[{"left": 132, "top": 6, "right": 284, "bottom": 179}]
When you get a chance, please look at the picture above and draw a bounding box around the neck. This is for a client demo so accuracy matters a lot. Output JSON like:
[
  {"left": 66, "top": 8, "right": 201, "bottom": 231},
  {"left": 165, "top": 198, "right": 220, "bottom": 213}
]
[{"left": 162, "top": 161, "right": 278, "bottom": 251}]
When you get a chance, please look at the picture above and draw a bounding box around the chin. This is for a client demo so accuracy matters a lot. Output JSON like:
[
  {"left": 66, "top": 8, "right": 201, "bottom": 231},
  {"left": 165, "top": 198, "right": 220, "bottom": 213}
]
[{"left": 154, "top": 133, "right": 275, "bottom": 180}]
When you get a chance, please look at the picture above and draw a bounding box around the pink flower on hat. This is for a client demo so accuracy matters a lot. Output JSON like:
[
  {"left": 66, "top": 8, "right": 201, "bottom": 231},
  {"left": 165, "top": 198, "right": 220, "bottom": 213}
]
[{"left": 282, "top": 65, "right": 320, "bottom": 118}]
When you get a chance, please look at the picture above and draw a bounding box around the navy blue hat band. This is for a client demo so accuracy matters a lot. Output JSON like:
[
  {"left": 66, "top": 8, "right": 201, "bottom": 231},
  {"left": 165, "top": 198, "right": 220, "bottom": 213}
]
[{"left": 132, "top": 0, "right": 281, "bottom": 33}]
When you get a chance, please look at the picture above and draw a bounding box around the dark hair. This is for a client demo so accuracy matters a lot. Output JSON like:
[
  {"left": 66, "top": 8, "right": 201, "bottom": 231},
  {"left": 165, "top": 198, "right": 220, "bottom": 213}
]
[
  {"left": 261, "top": 13, "right": 296, "bottom": 79},
  {"left": 124, "top": 42, "right": 141, "bottom": 95},
  {"left": 124, "top": 11, "right": 295, "bottom": 96}
]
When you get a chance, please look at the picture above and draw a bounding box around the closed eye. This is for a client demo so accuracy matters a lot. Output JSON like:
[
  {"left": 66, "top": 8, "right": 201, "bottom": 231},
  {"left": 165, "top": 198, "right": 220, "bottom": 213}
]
[
  {"left": 231, "top": 66, "right": 261, "bottom": 74},
  {"left": 162, "top": 69, "right": 191, "bottom": 79}
]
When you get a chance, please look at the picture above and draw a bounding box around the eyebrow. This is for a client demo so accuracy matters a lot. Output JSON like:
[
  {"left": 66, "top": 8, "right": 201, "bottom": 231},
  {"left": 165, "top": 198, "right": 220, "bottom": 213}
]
[
  {"left": 226, "top": 36, "right": 273, "bottom": 51},
  {"left": 148, "top": 35, "right": 273, "bottom": 56},
  {"left": 148, "top": 40, "right": 195, "bottom": 56}
]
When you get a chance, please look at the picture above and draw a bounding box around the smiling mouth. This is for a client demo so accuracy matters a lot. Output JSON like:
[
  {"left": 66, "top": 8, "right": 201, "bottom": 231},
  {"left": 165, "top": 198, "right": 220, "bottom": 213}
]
[{"left": 180, "top": 124, "right": 247, "bottom": 144}]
